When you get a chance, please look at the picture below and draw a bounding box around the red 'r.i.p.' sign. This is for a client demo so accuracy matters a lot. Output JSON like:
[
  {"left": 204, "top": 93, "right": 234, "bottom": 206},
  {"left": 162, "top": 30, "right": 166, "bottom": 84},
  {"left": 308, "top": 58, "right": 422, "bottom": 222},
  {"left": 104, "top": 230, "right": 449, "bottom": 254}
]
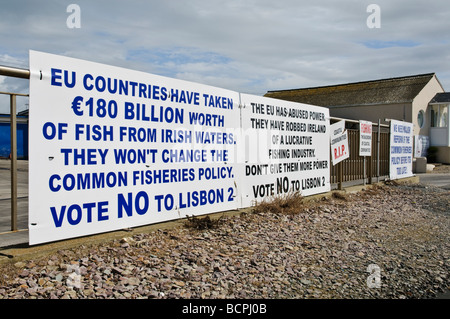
[{"left": 330, "top": 120, "right": 349, "bottom": 165}]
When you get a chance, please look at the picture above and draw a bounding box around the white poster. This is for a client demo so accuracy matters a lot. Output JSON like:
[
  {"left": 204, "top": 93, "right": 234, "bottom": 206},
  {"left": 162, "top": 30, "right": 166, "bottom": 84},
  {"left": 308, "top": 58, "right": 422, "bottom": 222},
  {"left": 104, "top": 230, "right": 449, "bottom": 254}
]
[
  {"left": 359, "top": 120, "right": 372, "bottom": 157},
  {"left": 239, "top": 94, "right": 330, "bottom": 207},
  {"left": 29, "top": 51, "right": 240, "bottom": 245},
  {"left": 414, "top": 135, "right": 429, "bottom": 158},
  {"left": 389, "top": 120, "right": 413, "bottom": 180},
  {"left": 330, "top": 120, "right": 349, "bottom": 165}
]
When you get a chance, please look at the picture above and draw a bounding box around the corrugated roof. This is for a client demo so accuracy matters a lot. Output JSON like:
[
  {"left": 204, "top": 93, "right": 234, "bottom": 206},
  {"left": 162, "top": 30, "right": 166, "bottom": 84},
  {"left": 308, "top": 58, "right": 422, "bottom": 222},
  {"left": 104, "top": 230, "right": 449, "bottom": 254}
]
[
  {"left": 429, "top": 92, "right": 450, "bottom": 104},
  {"left": 264, "top": 73, "right": 436, "bottom": 107}
]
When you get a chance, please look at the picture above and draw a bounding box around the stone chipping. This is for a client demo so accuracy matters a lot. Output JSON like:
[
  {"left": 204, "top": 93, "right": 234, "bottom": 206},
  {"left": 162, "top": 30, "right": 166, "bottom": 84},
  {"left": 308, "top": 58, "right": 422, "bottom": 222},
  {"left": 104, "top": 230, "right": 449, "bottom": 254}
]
[{"left": 0, "top": 182, "right": 448, "bottom": 299}]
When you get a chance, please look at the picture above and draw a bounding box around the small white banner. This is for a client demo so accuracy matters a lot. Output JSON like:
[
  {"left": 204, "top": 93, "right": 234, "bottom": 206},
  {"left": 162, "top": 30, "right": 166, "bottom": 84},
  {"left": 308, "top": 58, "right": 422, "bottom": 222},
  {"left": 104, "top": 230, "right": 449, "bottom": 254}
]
[
  {"left": 330, "top": 120, "right": 349, "bottom": 165},
  {"left": 359, "top": 120, "right": 372, "bottom": 157},
  {"left": 389, "top": 120, "right": 413, "bottom": 180}
]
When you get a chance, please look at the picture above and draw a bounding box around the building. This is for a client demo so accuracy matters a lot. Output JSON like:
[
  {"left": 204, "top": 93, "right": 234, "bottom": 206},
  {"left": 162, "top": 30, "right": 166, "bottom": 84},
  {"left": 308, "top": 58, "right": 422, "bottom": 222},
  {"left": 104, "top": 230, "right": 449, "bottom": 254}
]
[
  {"left": 0, "top": 110, "right": 29, "bottom": 159},
  {"left": 429, "top": 93, "right": 450, "bottom": 161},
  {"left": 264, "top": 73, "right": 450, "bottom": 163}
]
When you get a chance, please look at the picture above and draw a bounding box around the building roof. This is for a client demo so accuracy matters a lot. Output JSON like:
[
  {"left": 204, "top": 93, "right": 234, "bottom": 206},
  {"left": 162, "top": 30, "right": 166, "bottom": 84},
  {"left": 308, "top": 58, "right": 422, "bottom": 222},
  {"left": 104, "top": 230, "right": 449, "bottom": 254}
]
[
  {"left": 264, "top": 73, "right": 436, "bottom": 108},
  {"left": 429, "top": 92, "right": 450, "bottom": 104}
]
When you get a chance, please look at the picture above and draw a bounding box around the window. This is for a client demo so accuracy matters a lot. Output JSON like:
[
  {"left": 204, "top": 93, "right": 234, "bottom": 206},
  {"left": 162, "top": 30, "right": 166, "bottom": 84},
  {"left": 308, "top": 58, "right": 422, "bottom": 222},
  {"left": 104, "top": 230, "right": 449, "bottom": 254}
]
[
  {"left": 417, "top": 110, "right": 425, "bottom": 128},
  {"left": 431, "top": 104, "right": 448, "bottom": 128}
]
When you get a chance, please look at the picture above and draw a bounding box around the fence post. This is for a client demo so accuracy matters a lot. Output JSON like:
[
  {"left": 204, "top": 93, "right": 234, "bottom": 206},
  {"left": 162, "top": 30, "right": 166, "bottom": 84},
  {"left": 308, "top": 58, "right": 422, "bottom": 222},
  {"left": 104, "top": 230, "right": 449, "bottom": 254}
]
[
  {"left": 338, "top": 161, "right": 343, "bottom": 190},
  {"left": 10, "top": 94, "right": 18, "bottom": 231},
  {"left": 363, "top": 156, "right": 366, "bottom": 185},
  {"left": 377, "top": 119, "right": 380, "bottom": 182}
]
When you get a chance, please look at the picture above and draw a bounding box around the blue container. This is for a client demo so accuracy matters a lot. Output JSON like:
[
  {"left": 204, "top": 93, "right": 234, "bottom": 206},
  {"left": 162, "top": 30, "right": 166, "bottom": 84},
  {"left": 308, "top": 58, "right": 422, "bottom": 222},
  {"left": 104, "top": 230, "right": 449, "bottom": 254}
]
[{"left": 0, "top": 116, "right": 29, "bottom": 159}]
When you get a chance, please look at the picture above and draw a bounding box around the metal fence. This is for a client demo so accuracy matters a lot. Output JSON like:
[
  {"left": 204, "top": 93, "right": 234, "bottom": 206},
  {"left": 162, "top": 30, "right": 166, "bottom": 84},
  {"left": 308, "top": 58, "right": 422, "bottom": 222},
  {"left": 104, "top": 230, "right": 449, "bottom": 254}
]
[
  {"left": 0, "top": 91, "right": 29, "bottom": 232},
  {"left": 330, "top": 121, "right": 391, "bottom": 189},
  {"left": 0, "top": 65, "right": 29, "bottom": 232}
]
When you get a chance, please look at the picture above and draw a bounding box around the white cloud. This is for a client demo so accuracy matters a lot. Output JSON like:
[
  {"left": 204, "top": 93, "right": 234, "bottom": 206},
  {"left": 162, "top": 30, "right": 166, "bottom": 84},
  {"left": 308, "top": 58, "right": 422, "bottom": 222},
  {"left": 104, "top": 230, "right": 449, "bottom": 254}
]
[
  {"left": 0, "top": 54, "right": 28, "bottom": 68},
  {"left": 0, "top": 0, "right": 449, "bottom": 107}
]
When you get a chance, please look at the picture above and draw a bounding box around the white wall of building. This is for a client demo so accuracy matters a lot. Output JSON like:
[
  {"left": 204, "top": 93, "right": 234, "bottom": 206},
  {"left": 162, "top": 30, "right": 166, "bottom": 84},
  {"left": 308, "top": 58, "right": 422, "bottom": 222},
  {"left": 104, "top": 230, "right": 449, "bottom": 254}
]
[{"left": 412, "top": 74, "right": 444, "bottom": 137}]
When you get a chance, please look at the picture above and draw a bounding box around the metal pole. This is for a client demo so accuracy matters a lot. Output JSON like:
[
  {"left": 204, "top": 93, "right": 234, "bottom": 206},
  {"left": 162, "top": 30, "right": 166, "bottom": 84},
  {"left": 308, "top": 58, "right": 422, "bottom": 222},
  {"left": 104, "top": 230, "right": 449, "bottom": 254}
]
[
  {"left": 377, "top": 119, "right": 380, "bottom": 182},
  {"left": 363, "top": 156, "right": 366, "bottom": 185},
  {"left": 10, "top": 94, "right": 18, "bottom": 231},
  {"left": 0, "top": 65, "right": 30, "bottom": 79}
]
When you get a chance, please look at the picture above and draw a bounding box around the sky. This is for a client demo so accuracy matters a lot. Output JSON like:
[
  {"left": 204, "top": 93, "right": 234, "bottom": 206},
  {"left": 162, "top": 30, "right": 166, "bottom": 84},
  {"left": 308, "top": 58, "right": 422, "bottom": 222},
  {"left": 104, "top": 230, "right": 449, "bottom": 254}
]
[{"left": 1, "top": 0, "right": 450, "bottom": 113}]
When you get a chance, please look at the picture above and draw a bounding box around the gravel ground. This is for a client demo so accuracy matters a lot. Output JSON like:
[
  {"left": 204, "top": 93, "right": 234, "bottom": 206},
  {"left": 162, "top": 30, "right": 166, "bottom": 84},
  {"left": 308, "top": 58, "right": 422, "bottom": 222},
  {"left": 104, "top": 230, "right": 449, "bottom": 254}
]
[{"left": 0, "top": 181, "right": 448, "bottom": 299}]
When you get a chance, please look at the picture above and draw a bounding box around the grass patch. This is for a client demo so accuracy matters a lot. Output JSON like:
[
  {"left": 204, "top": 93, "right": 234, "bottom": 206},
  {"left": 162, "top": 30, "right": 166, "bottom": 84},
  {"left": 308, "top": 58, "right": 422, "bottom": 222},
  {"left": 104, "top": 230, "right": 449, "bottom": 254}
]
[
  {"left": 384, "top": 179, "right": 399, "bottom": 186},
  {"left": 0, "top": 262, "right": 19, "bottom": 287},
  {"left": 252, "top": 191, "right": 304, "bottom": 215},
  {"left": 184, "top": 215, "right": 225, "bottom": 230},
  {"left": 332, "top": 191, "right": 348, "bottom": 201}
]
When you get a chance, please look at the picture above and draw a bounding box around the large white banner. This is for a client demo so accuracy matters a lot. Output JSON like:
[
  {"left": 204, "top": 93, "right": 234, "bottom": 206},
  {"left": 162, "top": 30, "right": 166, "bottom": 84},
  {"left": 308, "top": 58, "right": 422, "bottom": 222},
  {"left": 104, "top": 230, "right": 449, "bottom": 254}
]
[
  {"left": 28, "top": 51, "right": 332, "bottom": 245},
  {"left": 239, "top": 94, "right": 330, "bottom": 207},
  {"left": 389, "top": 120, "right": 413, "bottom": 180},
  {"left": 29, "top": 51, "right": 240, "bottom": 245}
]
